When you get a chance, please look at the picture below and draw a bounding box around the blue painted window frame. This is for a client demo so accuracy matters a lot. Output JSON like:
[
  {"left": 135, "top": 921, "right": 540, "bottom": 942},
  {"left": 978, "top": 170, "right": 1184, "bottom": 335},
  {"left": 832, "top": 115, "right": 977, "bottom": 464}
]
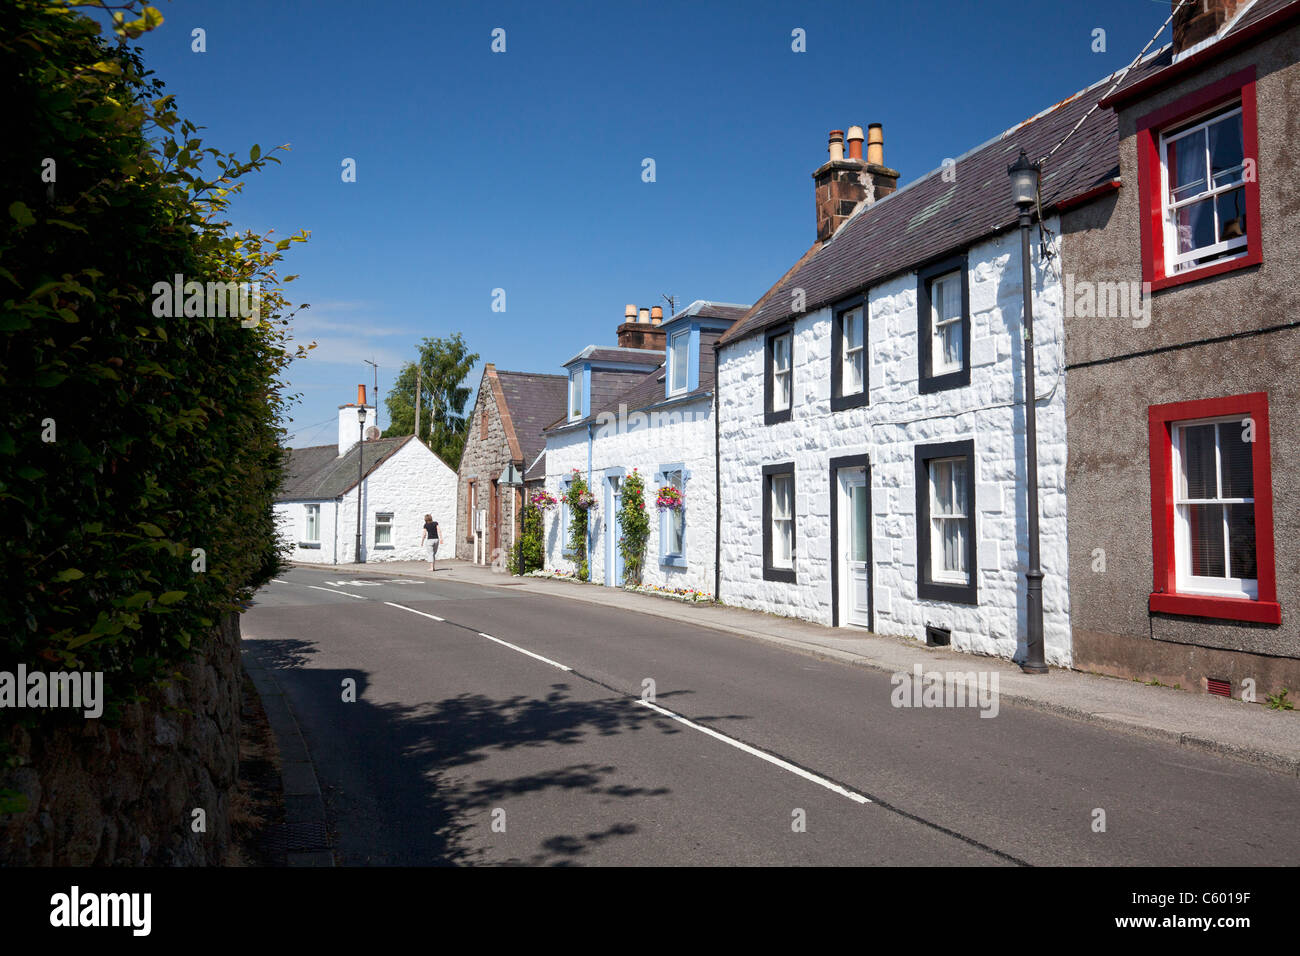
[{"left": 656, "top": 463, "right": 688, "bottom": 567}]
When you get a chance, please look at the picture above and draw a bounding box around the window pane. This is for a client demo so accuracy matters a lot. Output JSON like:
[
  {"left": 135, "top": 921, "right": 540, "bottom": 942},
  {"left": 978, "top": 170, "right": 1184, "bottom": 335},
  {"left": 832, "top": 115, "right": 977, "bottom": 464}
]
[
  {"left": 376, "top": 517, "right": 392, "bottom": 545},
  {"left": 1208, "top": 112, "right": 1244, "bottom": 183},
  {"left": 847, "top": 351, "right": 863, "bottom": 393},
  {"left": 777, "top": 520, "right": 792, "bottom": 564},
  {"left": 1168, "top": 129, "right": 1207, "bottom": 201},
  {"left": 671, "top": 332, "right": 689, "bottom": 391},
  {"left": 851, "top": 485, "right": 868, "bottom": 562},
  {"left": 774, "top": 335, "right": 790, "bottom": 370},
  {"left": 1216, "top": 187, "right": 1247, "bottom": 241},
  {"left": 931, "top": 461, "right": 953, "bottom": 515},
  {"left": 1187, "top": 503, "right": 1226, "bottom": 577},
  {"left": 1181, "top": 423, "right": 1218, "bottom": 499},
  {"left": 844, "top": 311, "right": 861, "bottom": 350},
  {"left": 1227, "top": 503, "right": 1257, "bottom": 580},
  {"left": 1219, "top": 423, "right": 1254, "bottom": 499},
  {"left": 776, "top": 370, "right": 791, "bottom": 410},
  {"left": 941, "top": 322, "right": 961, "bottom": 367},
  {"left": 941, "top": 518, "right": 966, "bottom": 575},
  {"left": 1175, "top": 198, "right": 1216, "bottom": 255},
  {"left": 773, "top": 474, "right": 792, "bottom": 519}
]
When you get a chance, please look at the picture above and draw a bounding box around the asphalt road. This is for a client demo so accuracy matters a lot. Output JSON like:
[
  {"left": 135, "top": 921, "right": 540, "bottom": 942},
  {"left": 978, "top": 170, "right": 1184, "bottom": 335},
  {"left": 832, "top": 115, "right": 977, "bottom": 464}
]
[{"left": 242, "top": 565, "right": 1300, "bottom": 866}]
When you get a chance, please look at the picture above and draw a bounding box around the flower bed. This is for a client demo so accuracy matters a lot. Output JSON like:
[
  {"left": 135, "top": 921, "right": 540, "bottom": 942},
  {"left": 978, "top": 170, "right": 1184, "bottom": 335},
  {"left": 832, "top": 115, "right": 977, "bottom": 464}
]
[{"left": 622, "top": 583, "right": 715, "bottom": 604}]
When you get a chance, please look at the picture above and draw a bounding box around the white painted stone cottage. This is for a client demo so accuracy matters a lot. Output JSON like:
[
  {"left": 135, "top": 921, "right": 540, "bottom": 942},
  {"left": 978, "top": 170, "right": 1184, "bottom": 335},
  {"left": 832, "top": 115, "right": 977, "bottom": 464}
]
[
  {"left": 540, "top": 302, "right": 748, "bottom": 594},
  {"left": 714, "top": 103, "right": 1119, "bottom": 667},
  {"left": 275, "top": 385, "right": 459, "bottom": 564}
]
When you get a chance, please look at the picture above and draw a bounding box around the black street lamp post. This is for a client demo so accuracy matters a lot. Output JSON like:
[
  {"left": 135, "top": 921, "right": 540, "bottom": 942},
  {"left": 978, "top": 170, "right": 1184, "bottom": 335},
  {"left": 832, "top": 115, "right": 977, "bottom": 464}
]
[
  {"left": 1009, "top": 149, "right": 1048, "bottom": 675},
  {"left": 355, "top": 405, "right": 366, "bottom": 564},
  {"left": 500, "top": 462, "right": 524, "bottom": 576}
]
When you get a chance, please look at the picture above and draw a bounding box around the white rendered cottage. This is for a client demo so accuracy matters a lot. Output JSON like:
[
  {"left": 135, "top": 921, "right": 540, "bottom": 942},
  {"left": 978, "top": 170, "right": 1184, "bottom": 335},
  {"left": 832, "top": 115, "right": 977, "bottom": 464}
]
[
  {"left": 713, "top": 107, "right": 1109, "bottom": 667},
  {"left": 275, "top": 385, "right": 459, "bottom": 564},
  {"left": 540, "top": 302, "right": 748, "bottom": 595}
]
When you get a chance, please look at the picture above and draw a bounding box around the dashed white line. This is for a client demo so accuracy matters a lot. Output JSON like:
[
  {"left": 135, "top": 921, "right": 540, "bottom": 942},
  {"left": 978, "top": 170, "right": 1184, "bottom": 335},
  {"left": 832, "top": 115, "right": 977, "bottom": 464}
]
[
  {"left": 383, "top": 601, "right": 443, "bottom": 622},
  {"left": 271, "top": 579, "right": 288, "bottom": 584},
  {"left": 636, "top": 699, "right": 872, "bottom": 805},
  {"left": 477, "top": 632, "right": 572, "bottom": 672},
  {"left": 306, "top": 585, "right": 366, "bottom": 600}
]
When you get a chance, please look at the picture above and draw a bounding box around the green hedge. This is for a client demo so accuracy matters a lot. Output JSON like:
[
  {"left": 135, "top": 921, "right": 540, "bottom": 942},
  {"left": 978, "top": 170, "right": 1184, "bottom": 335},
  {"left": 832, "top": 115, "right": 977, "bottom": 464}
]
[{"left": 0, "top": 1, "right": 307, "bottom": 717}]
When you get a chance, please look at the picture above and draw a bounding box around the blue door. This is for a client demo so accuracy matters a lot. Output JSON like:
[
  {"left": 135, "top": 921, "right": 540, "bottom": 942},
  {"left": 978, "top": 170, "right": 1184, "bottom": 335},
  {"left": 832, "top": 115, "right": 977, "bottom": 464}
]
[{"left": 606, "top": 475, "right": 624, "bottom": 586}]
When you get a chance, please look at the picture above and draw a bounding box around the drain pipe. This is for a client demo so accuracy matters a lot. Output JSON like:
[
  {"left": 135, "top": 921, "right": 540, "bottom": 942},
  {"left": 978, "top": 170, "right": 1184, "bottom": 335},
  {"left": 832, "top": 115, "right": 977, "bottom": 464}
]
[
  {"left": 587, "top": 421, "right": 594, "bottom": 575},
  {"left": 713, "top": 341, "right": 722, "bottom": 602}
]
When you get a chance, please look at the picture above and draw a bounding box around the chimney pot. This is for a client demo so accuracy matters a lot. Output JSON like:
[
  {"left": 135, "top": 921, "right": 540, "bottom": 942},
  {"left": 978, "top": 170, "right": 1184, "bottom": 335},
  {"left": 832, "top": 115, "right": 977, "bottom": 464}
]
[
  {"left": 866, "top": 124, "right": 884, "bottom": 166},
  {"left": 625, "top": 303, "right": 638, "bottom": 321},
  {"left": 846, "top": 126, "right": 865, "bottom": 161},
  {"left": 638, "top": 308, "right": 650, "bottom": 324},
  {"left": 650, "top": 306, "right": 663, "bottom": 325},
  {"left": 357, "top": 384, "right": 367, "bottom": 406},
  {"left": 828, "top": 129, "right": 845, "bottom": 163}
]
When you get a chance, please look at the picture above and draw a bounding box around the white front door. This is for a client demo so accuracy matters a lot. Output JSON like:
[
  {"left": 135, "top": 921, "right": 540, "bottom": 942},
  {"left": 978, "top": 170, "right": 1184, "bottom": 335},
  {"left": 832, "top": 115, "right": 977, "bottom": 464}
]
[{"left": 840, "top": 468, "right": 870, "bottom": 627}]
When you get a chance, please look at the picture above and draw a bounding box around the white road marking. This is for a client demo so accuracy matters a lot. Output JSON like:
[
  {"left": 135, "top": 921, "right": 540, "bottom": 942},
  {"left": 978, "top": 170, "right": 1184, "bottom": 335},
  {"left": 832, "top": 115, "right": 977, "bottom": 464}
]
[
  {"left": 271, "top": 579, "right": 287, "bottom": 584},
  {"left": 306, "top": 585, "right": 366, "bottom": 600},
  {"left": 636, "top": 699, "right": 872, "bottom": 805},
  {"left": 383, "top": 602, "right": 443, "bottom": 622},
  {"left": 477, "top": 632, "right": 572, "bottom": 672},
  {"left": 381, "top": 602, "right": 570, "bottom": 671}
]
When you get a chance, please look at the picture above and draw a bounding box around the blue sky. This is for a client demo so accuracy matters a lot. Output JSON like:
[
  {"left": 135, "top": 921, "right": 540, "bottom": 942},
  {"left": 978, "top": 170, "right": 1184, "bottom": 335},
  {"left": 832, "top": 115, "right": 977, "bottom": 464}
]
[{"left": 127, "top": 0, "right": 1179, "bottom": 447}]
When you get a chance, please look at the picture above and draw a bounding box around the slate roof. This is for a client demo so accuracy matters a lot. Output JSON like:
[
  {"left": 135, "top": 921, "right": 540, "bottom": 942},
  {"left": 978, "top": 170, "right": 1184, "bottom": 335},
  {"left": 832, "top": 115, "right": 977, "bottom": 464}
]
[
  {"left": 718, "top": 54, "right": 1172, "bottom": 347},
  {"left": 660, "top": 301, "right": 751, "bottom": 327},
  {"left": 524, "top": 450, "right": 547, "bottom": 482},
  {"left": 495, "top": 370, "right": 568, "bottom": 466},
  {"left": 562, "top": 345, "right": 664, "bottom": 367},
  {"left": 277, "top": 436, "right": 413, "bottom": 501}
]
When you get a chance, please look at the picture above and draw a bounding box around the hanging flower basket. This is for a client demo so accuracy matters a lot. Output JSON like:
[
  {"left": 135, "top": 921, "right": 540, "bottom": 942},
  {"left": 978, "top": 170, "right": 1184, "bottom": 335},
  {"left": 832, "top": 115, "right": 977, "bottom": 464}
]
[
  {"left": 655, "top": 485, "right": 685, "bottom": 512},
  {"left": 575, "top": 490, "right": 598, "bottom": 511},
  {"left": 530, "top": 491, "right": 558, "bottom": 512}
]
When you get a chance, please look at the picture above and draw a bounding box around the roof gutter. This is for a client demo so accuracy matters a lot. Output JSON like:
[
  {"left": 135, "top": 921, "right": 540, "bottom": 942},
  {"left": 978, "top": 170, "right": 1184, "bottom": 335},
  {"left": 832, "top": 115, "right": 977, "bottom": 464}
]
[{"left": 1098, "top": 1, "right": 1300, "bottom": 109}]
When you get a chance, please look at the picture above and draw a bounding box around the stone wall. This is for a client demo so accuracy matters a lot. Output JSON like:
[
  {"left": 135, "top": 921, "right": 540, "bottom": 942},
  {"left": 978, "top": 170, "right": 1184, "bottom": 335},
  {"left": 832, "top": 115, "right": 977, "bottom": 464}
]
[
  {"left": 0, "top": 612, "right": 241, "bottom": 866},
  {"left": 716, "top": 219, "right": 1073, "bottom": 665},
  {"left": 457, "top": 374, "right": 514, "bottom": 564}
]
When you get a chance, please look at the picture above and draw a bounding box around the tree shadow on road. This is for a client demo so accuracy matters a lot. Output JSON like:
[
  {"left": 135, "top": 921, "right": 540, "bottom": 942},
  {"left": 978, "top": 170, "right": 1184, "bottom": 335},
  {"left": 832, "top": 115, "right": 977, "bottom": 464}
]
[{"left": 244, "top": 637, "right": 745, "bottom": 866}]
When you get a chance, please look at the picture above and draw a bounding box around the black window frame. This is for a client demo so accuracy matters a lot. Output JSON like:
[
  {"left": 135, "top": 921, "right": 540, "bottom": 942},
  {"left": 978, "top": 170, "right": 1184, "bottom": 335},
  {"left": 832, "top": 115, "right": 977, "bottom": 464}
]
[
  {"left": 917, "top": 253, "right": 971, "bottom": 394},
  {"left": 762, "top": 462, "right": 797, "bottom": 583},
  {"left": 764, "top": 324, "right": 794, "bottom": 426},
  {"left": 915, "top": 439, "right": 977, "bottom": 605},
  {"left": 831, "top": 294, "right": 869, "bottom": 412}
]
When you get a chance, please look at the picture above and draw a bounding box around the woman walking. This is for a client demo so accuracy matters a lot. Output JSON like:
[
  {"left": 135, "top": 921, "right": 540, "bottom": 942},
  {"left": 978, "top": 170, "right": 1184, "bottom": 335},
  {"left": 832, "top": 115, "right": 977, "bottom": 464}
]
[{"left": 421, "top": 514, "right": 440, "bottom": 571}]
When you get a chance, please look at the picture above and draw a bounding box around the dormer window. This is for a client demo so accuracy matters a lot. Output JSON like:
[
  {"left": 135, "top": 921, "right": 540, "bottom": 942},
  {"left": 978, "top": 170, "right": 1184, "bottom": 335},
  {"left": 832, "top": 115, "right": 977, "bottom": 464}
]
[
  {"left": 568, "top": 369, "right": 583, "bottom": 420},
  {"left": 669, "top": 329, "right": 689, "bottom": 395}
]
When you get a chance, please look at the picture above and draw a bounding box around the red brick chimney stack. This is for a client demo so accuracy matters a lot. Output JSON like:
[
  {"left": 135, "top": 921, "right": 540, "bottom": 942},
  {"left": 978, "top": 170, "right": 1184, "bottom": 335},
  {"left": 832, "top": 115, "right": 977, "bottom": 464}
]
[
  {"left": 1173, "top": 0, "right": 1249, "bottom": 55},
  {"left": 616, "top": 304, "right": 667, "bottom": 350},
  {"left": 812, "top": 124, "right": 900, "bottom": 243}
]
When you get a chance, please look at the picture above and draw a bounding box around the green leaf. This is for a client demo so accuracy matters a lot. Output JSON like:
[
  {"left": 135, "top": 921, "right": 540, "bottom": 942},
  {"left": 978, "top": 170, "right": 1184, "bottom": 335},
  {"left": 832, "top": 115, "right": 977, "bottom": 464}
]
[
  {"left": 52, "top": 569, "right": 85, "bottom": 582},
  {"left": 249, "top": 144, "right": 261, "bottom": 161},
  {"left": 138, "top": 522, "right": 165, "bottom": 537},
  {"left": 8, "top": 202, "right": 35, "bottom": 227},
  {"left": 158, "top": 591, "right": 187, "bottom": 605}
]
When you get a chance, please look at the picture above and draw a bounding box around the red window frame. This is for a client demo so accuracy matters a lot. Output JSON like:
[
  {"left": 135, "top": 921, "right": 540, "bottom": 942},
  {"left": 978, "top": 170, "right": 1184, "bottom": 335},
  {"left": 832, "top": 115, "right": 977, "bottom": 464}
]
[
  {"left": 1148, "top": 391, "right": 1279, "bottom": 624},
  {"left": 1134, "top": 67, "right": 1262, "bottom": 293}
]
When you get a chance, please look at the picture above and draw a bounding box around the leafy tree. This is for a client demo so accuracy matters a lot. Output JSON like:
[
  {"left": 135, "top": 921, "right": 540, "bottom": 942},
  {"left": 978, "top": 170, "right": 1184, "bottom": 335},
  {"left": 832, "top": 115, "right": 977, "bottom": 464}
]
[
  {"left": 382, "top": 332, "right": 478, "bottom": 467},
  {"left": 0, "top": 0, "right": 308, "bottom": 716}
]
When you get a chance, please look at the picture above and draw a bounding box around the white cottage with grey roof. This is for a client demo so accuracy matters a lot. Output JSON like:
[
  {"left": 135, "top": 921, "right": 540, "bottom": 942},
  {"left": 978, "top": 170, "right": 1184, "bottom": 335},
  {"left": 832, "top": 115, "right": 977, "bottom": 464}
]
[{"left": 275, "top": 386, "right": 459, "bottom": 564}]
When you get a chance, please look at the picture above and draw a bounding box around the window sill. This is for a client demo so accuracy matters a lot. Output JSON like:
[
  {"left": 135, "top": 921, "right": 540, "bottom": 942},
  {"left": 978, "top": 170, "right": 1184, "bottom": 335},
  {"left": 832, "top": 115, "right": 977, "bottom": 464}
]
[
  {"left": 374, "top": 545, "right": 394, "bottom": 550},
  {"left": 918, "top": 367, "right": 970, "bottom": 395},
  {"left": 1149, "top": 592, "right": 1280, "bottom": 625},
  {"left": 1150, "top": 246, "right": 1260, "bottom": 292},
  {"left": 917, "top": 579, "right": 978, "bottom": 606},
  {"left": 764, "top": 407, "right": 792, "bottom": 426},
  {"left": 660, "top": 554, "right": 687, "bottom": 568},
  {"left": 762, "top": 565, "right": 796, "bottom": 583},
  {"left": 298, "top": 542, "right": 321, "bottom": 549},
  {"left": 830, "top": 390, "right": 868, "bottom": 412}
]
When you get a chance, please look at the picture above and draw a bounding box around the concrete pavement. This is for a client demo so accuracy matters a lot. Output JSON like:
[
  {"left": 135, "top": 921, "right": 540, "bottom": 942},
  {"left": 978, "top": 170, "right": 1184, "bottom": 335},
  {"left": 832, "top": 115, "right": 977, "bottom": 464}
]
[{"left": 298, "top": 558, "right": 1300, "bottom": 777}]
